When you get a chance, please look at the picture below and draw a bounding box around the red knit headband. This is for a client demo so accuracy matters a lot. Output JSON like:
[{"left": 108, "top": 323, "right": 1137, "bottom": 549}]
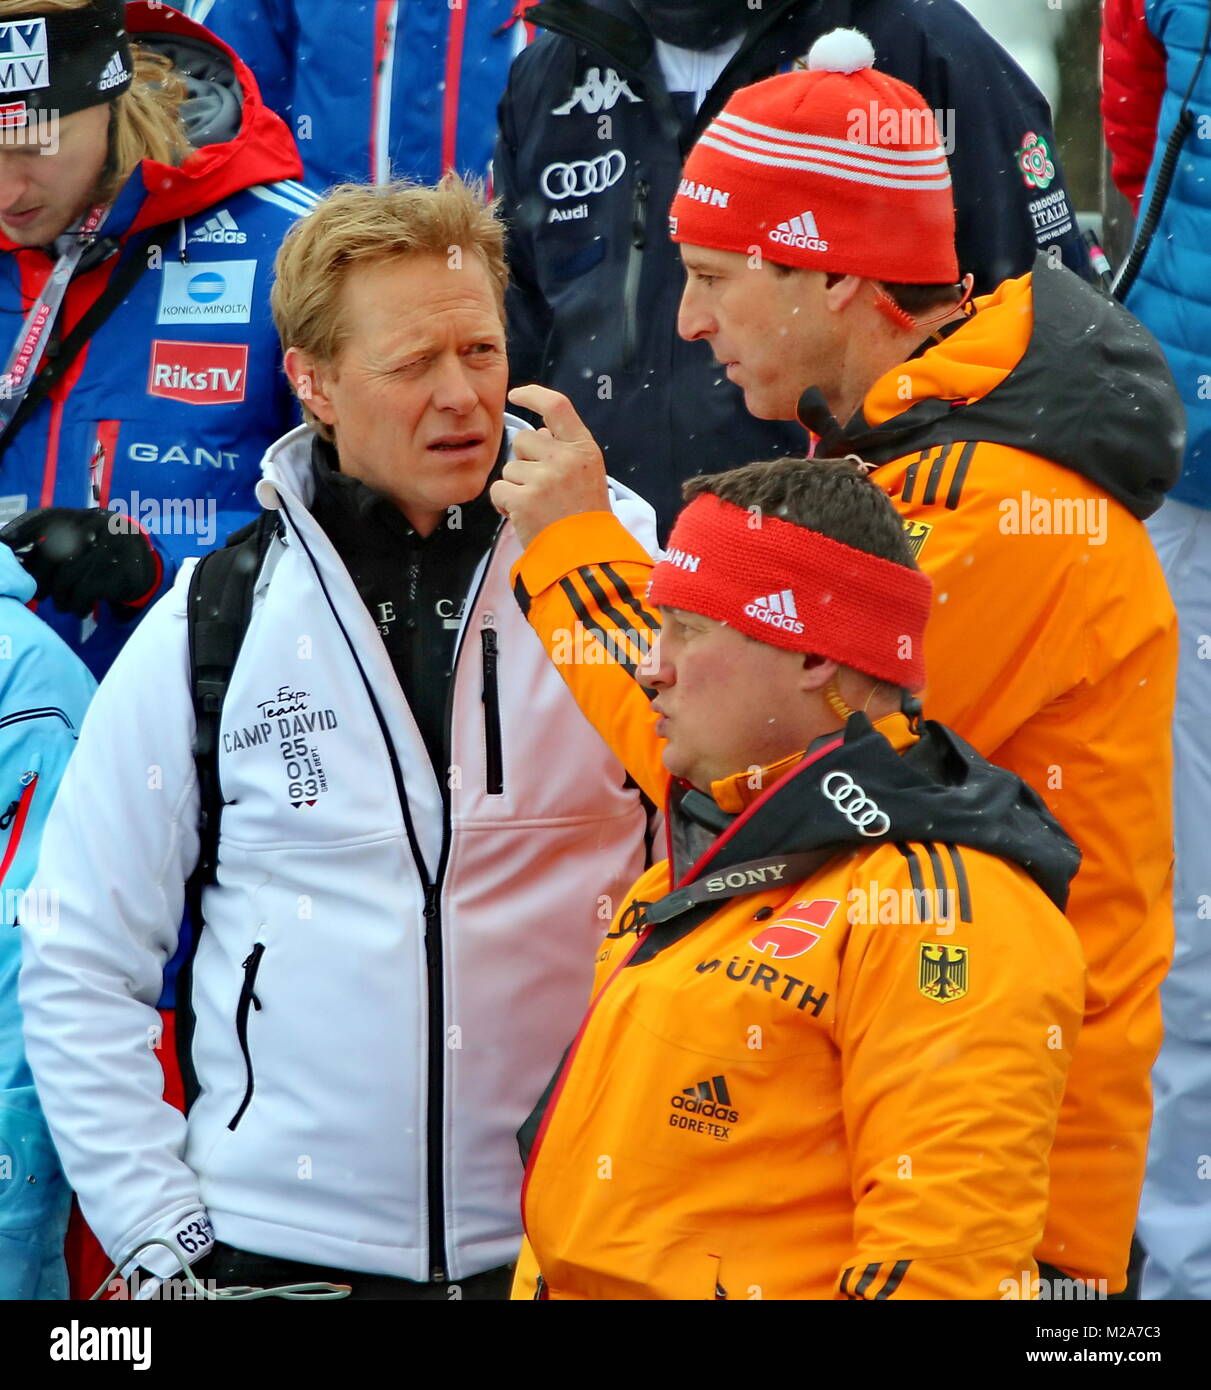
[{"left": 648, "top": 493, "right": 931, "bottom": 689}]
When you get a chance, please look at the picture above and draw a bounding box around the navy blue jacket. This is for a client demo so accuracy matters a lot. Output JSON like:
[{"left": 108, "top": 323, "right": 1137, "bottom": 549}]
[{"left": 497, "top": 0, "right": 1091, "bottom": 532}]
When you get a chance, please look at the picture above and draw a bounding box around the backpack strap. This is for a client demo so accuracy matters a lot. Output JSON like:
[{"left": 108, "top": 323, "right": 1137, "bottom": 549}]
[
  {"left": 178, "top": 509, "right": 277, "bottom": 1113},
  {"left": 186, "top": 509, "right": 279, "bottom": 893}
]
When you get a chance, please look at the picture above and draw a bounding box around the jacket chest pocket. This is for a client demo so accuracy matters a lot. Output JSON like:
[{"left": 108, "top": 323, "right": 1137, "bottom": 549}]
[{"left": 617, "top": 942, "right": 840, "bottom": 1067}]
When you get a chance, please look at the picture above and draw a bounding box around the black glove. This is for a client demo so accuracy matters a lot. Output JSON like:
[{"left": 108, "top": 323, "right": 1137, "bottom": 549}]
[{"left": 0, "top": 507, "right": 160, "bottom": 618}]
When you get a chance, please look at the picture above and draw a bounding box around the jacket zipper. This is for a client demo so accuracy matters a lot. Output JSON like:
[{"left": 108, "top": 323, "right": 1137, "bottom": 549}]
[
  {"left": 622, "top": 177, "right": 648, "bottom": 370},
  {"left": 422, "top": 536, "right": 502, "bottom": 1280},
  {"left": 481, "top": 621, "right": 503, "bottom": 795},
  {"left": 228, "top": 943, "right": 265, "bottom": 1130},
  {"left": 279, "top": 497, "right": 503, "bottom": 1284}
]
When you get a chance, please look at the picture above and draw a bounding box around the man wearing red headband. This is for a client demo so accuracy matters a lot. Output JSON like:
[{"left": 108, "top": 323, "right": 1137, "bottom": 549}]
[
  {"left": 496, "top": 28, "right": 1180, "bottom": 1296},
  {"left": 494, "top": 453, "right": 1083, "bottom": 1300}
]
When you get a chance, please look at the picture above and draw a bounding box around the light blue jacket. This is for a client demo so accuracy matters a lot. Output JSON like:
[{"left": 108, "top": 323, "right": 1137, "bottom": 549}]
[{"left": 0, "top": 543, "right": 95, "bottom": 1299}]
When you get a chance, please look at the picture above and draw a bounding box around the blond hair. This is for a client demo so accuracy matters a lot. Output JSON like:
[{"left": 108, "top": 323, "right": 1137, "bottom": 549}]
[
  {"left": 271, "top": 175, "right": 508, "bottom": 437},
  {"left": 0, "top": 0, "right": 192, "bottom": 200},
  {"left": 101, "top": 46, "right": 192, "bottom": 198}
]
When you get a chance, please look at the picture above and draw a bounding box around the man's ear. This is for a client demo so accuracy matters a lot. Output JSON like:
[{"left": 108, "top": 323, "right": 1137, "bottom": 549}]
[
  {"left": 822, "top": 274, "right": 865, "bottom": 315},
  {"left": 798, "top": 652, "right": 839, "bottom": 694},
  {"left": 284, "top": 346, "right": 336, "bottom": 427}
]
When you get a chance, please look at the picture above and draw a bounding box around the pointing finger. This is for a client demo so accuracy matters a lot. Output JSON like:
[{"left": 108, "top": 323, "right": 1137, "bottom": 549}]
[{"left": 508, "top": 385, "right": 593, "bottom": 443}]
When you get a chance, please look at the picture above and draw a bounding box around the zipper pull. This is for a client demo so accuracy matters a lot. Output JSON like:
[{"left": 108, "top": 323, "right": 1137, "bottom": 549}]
[
  {"left": 631, "top": 178, "right": 649, "bottom": 250},
  {"left": 241, "top": 947, "right": 264, "bottom": 1011},
  {"left": 423, "top": 885, "right": 440, "bottom": 965}
]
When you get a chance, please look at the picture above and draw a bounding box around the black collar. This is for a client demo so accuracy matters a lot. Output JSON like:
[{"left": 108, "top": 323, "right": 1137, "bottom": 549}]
[{"left": 309, "top": 431, "right": 507, "bottom": 547}]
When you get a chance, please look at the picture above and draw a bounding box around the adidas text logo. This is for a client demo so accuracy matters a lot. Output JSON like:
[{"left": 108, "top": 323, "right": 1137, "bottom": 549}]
[
  {"left": 745, "top": 589, "right": 805, "bottom": 634},
  {"left": 769, "top": 210, "right": 828, "bottom": 252},
  {"left": 668, "top": 1075, "right": 738, "bottom": 1138},
  {"left": 190, "top": 208, "right": 246, "bottom": 244},
  {"left": 98, "top": 50, "right": 128, "bottom": 92}
]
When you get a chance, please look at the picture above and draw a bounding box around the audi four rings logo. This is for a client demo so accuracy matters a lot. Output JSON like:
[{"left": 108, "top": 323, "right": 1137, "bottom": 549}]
[
  {"left": 540, "top": 150, "right": 627, "bottom": 200},
  {"left": 820, "top": 771, "right": 891, "bottom": 837}
]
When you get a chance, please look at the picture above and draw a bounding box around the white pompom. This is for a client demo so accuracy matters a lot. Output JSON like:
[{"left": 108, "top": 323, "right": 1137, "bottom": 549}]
[{"left": 806, "top": 28, "right": 876, "bottom": 75}]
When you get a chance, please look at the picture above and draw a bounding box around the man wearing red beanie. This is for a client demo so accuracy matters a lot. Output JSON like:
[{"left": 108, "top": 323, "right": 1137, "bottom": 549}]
[
  {"left": 496, "top": 31, "right": 1181, "bottom": 1296},
  {"left": 492, "top": 454, "right": 1084, "bottom": 1300}
]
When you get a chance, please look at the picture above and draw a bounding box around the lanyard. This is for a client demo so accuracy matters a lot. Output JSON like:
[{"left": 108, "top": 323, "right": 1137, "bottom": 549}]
[{"left": 0, "top": 203, "right": 110, "bottom": 435}]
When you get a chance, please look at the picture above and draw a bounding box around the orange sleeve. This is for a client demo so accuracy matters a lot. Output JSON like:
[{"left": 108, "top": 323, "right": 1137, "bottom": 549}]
[
  {"left": 834, "top": 843, "right": 1084, "bottom": 1300},
  {"left": 511, "top": 510, "right": 670, "bottom": 806}
]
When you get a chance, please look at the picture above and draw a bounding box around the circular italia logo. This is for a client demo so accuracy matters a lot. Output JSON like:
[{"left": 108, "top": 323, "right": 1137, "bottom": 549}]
[
  {"left": 1016, "top": 131, "right": 1055, "bottom": 190},
  {"left": 187, "top": 271, "right": 227, "bottom": 304}
]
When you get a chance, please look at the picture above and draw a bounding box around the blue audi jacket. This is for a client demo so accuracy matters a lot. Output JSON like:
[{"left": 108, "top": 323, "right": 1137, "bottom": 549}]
[
  {"left": 183, "top": 0, "right": 530, "bottom": 187},
  {"left": 0, "top": 1, "right": 313, "bottom": 681},
  {"left": 0, "top": 542, "right": 95, "bottom": 1299},
  {"left": 497, "top": 0, "right": 1093, "bottom": 533}
]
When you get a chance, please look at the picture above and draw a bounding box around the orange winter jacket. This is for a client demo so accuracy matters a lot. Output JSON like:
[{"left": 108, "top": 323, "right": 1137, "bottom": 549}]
[
  {"left": 809, "top": 259, "right": 1179, "bottom": 1289},
  {"left": 511, "top": 701, "right": 1084, "bottom": 1300},
  {"left": 513, "top": 262, "right": 1178, "bottom": 1289}
]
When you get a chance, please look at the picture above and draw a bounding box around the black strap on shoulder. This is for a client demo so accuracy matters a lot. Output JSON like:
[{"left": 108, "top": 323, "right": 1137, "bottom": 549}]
[
  {"left": 641, "top": 850, "right": 837, "bottom": 926},
  {"left": 177, "top": 510, "right": 277, "bottom": 1114},
  {"left": 186, "top": 510, "right": 278, "bottom": 896},
  {"left": 0, "top": 221, "right": 175, "bottom": 459}
]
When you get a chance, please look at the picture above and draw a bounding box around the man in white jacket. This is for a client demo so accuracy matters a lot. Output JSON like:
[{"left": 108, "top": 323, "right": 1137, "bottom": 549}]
[{"left": 20, "top": 177, "right": 657, "bottom": 1300}]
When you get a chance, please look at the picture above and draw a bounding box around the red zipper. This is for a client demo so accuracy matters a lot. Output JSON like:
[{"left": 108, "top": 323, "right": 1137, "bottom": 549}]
[{"left": 0, "top": 774, "right": 38, "bottom": 884}]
